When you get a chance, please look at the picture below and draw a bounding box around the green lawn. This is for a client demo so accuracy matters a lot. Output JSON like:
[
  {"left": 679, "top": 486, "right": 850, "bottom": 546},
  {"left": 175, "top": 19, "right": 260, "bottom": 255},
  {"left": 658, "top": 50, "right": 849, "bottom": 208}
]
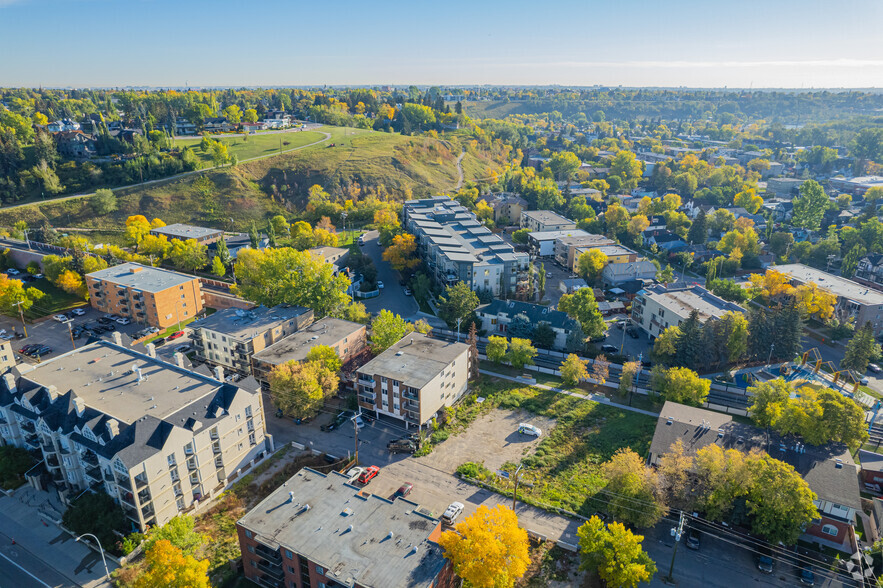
[
  {"left": 143, "top": 314, "right": 200, "bottom": 343},
  {"left": 174, "top": 130, "right": 327, "bottom": 165},
  {"left": 24, "top": 279, "right": 87, "bottom": 319}
]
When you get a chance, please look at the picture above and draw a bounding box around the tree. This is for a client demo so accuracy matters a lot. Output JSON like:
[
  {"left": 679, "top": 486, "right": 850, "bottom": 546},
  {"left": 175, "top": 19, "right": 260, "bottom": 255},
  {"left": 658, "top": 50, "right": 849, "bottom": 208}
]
[
  {"left": 512, "top": 228, "right": 530, "bottom": 244},
  {"left": 558, "top": 288, "right": 605, "bottom": 339},
  {"left": 57, "top": 269, "right": 86, "bottom": 298},
  {"left": 438, "top": 504, "right": 529, "bottom": 588},
  {"left": 657, "top": 439, "right": 694, "bottom": 510},
  {"left": 269, "top": 360, "right": 333, "bottom": 419},
  {"left": 91, "top": 188, "right": 117, "bottom": 214},
  {"left": 233, "top": 248, "right": 350, "bottom": 317},
  {"left": 650, "top": 367, "right": 709, "bottom": 406},
  {"left": 537, "top": 263, "right": 546, "bottom": 301},
  {"left": 243, "top": 108, "right": 258, "bottom": 124},
  {"left": 746, "top": 454, "right": 818, "bottom": 545},
  {"left": 531, "top": 322, "right": 556, "bottom": 348},
  {"left": 508, "top": 338, "right": 537, "bottom": 369},
  {"left": 0, "top": 446, "right": 34, "bottom": 489},
  {"left": 841, "top": 244, "right": 867, "bottom": 279},
  {"left": 601, "top": 448, "right": 666, "bottom": 527},
  {"left": 592, "top": 354, "right": 610, "bottom": 386},
  {"left": 269, "top": 214, "right": 289, "bottom": 238},
  {"left": 577, "top": 517, "right": 657, "bottom": 588},
  {"left": 560, "top": 354, "right": 589, "bottom": 386},
  {"left": 656, "top": 264, "right": 675, "bottom": 285},
  {"left": 222, "top": 104, "right": 242, "bottom": 125},
  {"left": 842, "top": 321, "right": 881, "bottom": 373},
  {"left": 486, "top": 336, "right": 509, "bottom": 364},
  {"left": 791, "top": 180, "right": 829, "bottom": 230},
  {"left": 135, "top": 539, "right": 209, "bottom": 588},
  {"left": 610, "top": 151, "right": 643, "bottom": 191},
  {"left": 466, "top": 322, "right": 479, "bottom": 379},
  {"left": 694, "top": 445, "right": 752, "bottom": 521},
  {"left": 145, "top": 515, "right": 204, "bottom": 556},
  {"left": 438, "top": 282, "right": 480, "bottom": 329},
  {"left": 619, "top": 361, "right": 640, "bottom": 396},
  {"left": 506, "top": 313, "right": 533, "bottom": 339},
  {"left": 170, "top": 238, "right": 208, "bottom": 271},
  {"left": 210, "top": 255, "right": 226, "bottom": 277},
  {"left": 548, "top": 151, "right": 581, "bottom": 182},
  {"left": 306, "top": 344, "right": 343, "bottom": 373},
  {"left": 576, "top": 249, "right": 608, "bottom": 281},
  {"left": 0, "top": 274, "right": 45, "bottom": 314},
  {"left": 733, "top": 187, "right": 763, "bottom": 214},
  {"left": 687, "top": 209, "right": 708, "bottom": 245},
  {"left": 370, "top": 310, "right": 414, "bottom": 353},
  {"left": 62, "top": 492, "right": 127, "bottom": 550},
  {"left": 125, "top": 214, "right": 152, "bottom": 246},
  {"left": 382, "top": 233, "right": 420, "bottom": 272},
  {"left": 139, "top": 234, "right": 172, "bottom": 263}
]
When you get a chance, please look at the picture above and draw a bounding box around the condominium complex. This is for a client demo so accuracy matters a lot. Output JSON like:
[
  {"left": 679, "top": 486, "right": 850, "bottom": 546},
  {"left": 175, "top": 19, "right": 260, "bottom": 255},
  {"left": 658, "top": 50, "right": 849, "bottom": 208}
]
[
  {"left": 190, "top": 305, "right": 315, "bottom": 375},
  {"left": 0, "top": 340, "right": 269, "bottom": 531},
  {"left": 237, "top": 468, "right": 454, "bottom": 588},
  {"left": 85, "top": 262, "right": 204, "bottom": 329},
  {"left": 553, "top": 233, "right": 615, "bottom": 269},
  {"left": 526, "top": 229, "right": 590, "bottom": 257},
  {"left": 251, "top": 318, "right": 367, "bottom": 385},
  {"left": 356, "top": 333, "right": 470, "bottom": 428},
  {"left": 631, "top": 283, "right": 746, "bottom": 338},
  {"left": 403, "top": 197, "right": 529, "bottom": 297},
  {"left": 520, "top": 210, "right": 576, "bottom": 232}
]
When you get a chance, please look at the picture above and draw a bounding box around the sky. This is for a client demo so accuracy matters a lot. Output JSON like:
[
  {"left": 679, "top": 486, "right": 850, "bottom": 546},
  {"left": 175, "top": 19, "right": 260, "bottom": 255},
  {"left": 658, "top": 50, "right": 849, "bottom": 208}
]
[{"left": 1, "top": 0, "right": 881, "bottom": 88}]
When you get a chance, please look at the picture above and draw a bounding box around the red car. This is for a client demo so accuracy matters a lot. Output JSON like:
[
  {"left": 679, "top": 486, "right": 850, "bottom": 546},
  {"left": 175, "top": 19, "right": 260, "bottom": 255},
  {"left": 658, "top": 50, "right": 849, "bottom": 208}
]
[
  {"left": 168, "top": 331, "right": 185, "bottom": 341},
  {"left": 358, "top": 466, "right": 379, "bottom": 484},
  {"left": 394, "top": 483, "right": 413, "bottom": 498}
]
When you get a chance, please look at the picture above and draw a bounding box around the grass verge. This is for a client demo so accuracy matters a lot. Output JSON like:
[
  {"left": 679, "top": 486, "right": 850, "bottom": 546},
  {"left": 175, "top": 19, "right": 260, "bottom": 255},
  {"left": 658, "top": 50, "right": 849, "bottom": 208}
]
[{"left": 24, "top": 279, "right": 87, "bottom": 319}]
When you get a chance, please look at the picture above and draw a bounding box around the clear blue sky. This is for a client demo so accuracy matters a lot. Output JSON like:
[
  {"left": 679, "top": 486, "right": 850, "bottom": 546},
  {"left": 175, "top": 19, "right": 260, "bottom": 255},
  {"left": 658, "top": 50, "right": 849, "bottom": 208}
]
[{"left": 1, "top": 0, "right": 881, "bottom": 88}]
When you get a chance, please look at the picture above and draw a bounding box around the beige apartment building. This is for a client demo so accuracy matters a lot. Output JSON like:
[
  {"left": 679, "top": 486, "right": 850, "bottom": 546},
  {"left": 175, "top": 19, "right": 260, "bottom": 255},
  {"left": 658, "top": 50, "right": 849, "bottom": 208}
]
[
  {"left": 631, "top": 283, "right": 746, "bottom": 338},
  {"left": 520, "top": 210, "right": 576, "bottom": 232},
  {"left": 85, "top": 262, "right": 204, "bottom": 329},
  {"left": 190, "top": 305, "right": 315, "bottom": 375},
  {"left": 356, "top": 334, "right": 470, "bottom": 428},
  {"left": 553, "top": 233, "right": 614, "bottom": 269},
  {"left": 0, "top": 339, "right": 269, "bottom": 531}
]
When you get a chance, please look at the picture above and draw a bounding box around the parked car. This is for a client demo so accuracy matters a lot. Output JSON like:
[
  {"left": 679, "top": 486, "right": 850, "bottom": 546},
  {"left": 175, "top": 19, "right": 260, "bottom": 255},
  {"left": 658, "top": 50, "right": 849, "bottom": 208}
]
[
  {"left": 685, "top": 529, "right": 700, "bottom": 550},
  {"left": 600, "top": 344, "right": 618, "bottom": 354},
  {"left": 30, "top": 345, "right": 52, "bottom": 357},
  {"left": 377, "top": 281, "right": 384, "bottom": 289},
  {"left": 116, "top": 317, "right": 131, "bottom": 325},
  {"left": 861, "top": 376, "right": 870, "bottom": 385},
  {"left": 755, "top": 547, "right": 774, "bottom": 574},
  {"left": 518, "top": 423, "right": 542, "bottom": 437},
  {"left": 19, "top": 344, "right": 38, "bottom": 354},
  {"left": 387, "top": 439, "right": 417, "bottom": 454},
  {"left": 97, "top": 317, "right": 114, "bottom": 324},
  {"left": 6, "top": 268, "right": 19, "bottom": 275},
  {"left": 799, "top": 566, "right": 815, "bottom": 586},
  {"left": 33, "top": 273, "right": 43, "bottom": 279},
  {"left": 174, "top": 344, "right": 192, "bottom": 353},
  {"left": 168, "top": 331, "right": 185, "bottom": 341},
  {"left": 321, "top": 414, "right": 347, "bottom": 432},
  {"left": 103, "top": 323, "right": 116, "bottom": 331},
  {"left": 357, "top": 466, "right": 379, "bottom": 484},
  {"left": 345, "top": 467, "right": 365, "bottom": 482},
  {"left": 394, "top": 483, "right": 413, "bottom": 498},
  {"left": 403, "top": 287, "right": 412, "bottom": 296},
  {"left": 627, "top": 328, "right": 639, "bottom": 339},
  {"left": 358, "top": 236, "right": 365, "bottom": 246},
  {"left": 441, "top": 502, "right": 464, "bottom": 525},
  {"left": 147, "top": 326, "right": 161, "bottom": 334},
  {"left": 152, "top": 337, "right": 166, "bottom": 347},
  {"left": 70, "top": 308, "right": 86, "bottom": 316},
  {"left": 870, "top": 364, "right": 882, "bottom": 374},
  {"left": 52, "top": 314, "right": 69, "bottom": 323}
]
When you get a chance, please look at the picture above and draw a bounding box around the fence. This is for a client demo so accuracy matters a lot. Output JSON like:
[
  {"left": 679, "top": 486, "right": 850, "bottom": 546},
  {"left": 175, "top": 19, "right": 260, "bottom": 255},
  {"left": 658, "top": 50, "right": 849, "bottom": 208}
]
[{"left": 355, "top": 289, "right": 380, "bottom": 299}]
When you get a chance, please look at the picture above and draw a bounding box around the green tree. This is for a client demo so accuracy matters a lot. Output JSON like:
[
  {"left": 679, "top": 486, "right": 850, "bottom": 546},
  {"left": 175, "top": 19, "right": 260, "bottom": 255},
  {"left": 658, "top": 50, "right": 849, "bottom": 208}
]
[
  {"left": 145, "top": 515, "right": 204, "bottom": 556},
  {"left": 0, "top": 446, "right": 34, "bottom": 489},
  {"left": 269, "top": 214, "right": 289, "bottom": 237},
  {"left": 169, "top": 238, "right": 208, "bottom": 271},
  {"left": 841, "top": 244, "right": 867, "bottom": 279},
  {"left": 746, "top": 454, "right": 818, "bottom": 545},
  {"left": 656, "top": 263, "right": 675, "bottom": 285},
  {"left": 306, "top": 344, "right": 343, "bottom": 373},
  {"left": 619, "top": 361, "right": 640, "bottom": 397},
  {"left": 558, "top": 288, "right": 605, "bottom": 339},
  {"left": 62, "top": 492, "right": 127, "bottom": 550},
  {"left": 602, "top": 448, "right": 666, "bottom": 528},
  {"left": 222, "top": 104, "right": 242, "bottom": 125},
  {"left": 548, "top": 151, "right": 581, "bottom": 182},
  {"left": 370, "top": 309, "right": 413, "bottom": 353},
  {"left": 791, "top": 180, "right": 829, "bottom": 230},
  {"left": 610, "top": 151, "right": 643, "bottom": 191},
  {"left": 577, "top": 517, "right": 657, "bottom": 588},
  {"left": 210, "top": 255, "right": 226, "bottom": 277},
  {"left": 0, "top": 274, "right": 45, "bottom": 315},
  {"left": 269, "top": 361, "right": 331, "bottom": 419},
  {"left": 438, "top": 282, "right": 480, "bottom": 329},
  {"left": 486, "top": 336, "right": 509, "bottom": 364},
  {"left": 560, "top": 354, "right": 589, "bottom": 386},
  {"left": 91, "top": 188, "right": 117, "bottom": 214},
  {"left": 243, "top": 108, "right": 258, "bottom": 124},
  {"left": 512, "top": 228, "right": 530, "bottom": 244},
  {"left": 687, "top": 208, "right": 708, "bottom": 245},
  {"left": 842, "top": 321, "right": 881, "bottom": 373},
  {"left": 531, "top": 322, "right": 556, "bottom": 348},
  {"left": 650, "top": 366, "right": 710, "bottom": 406},
  {"left": 576, "top": 249, "right": 608, "bottom": 280},
  {"left": 508, "top": 338, "right": 537, "bottom": 369}
]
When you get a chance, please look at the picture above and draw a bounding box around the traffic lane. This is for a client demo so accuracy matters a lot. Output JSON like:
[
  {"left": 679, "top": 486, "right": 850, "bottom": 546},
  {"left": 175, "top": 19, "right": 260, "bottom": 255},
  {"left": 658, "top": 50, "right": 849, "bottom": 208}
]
[
  {"left": 0, "top": 550, "right": 58, "bottom": 588},
  {"left": 358, "top": 231, "right": 419, "bottom": 318},
  {"left": 0, "top": 523, "right": 97, "bottom": 588},
  {"left": 539, "top": 260, "right": 574, "bottom": 307}
]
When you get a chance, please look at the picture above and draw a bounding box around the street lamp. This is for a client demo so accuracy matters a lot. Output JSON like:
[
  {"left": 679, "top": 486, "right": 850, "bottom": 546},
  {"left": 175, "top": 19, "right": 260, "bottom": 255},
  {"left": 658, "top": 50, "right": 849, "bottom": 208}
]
[
  {"left": 767, "top": 343, "right": 775, "bottom": 366},
  {"left": 664, "top": 512, "right": 686, "bottom": 583},
  {"left": 75, "top": 533, "right": 110, "bottom": 580}
]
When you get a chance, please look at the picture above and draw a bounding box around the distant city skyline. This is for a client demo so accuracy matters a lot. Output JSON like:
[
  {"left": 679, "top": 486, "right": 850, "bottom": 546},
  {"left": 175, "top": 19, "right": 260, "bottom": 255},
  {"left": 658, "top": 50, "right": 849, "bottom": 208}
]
[{"left": 1, "top": 0, "right": 881, "bottom": 88}]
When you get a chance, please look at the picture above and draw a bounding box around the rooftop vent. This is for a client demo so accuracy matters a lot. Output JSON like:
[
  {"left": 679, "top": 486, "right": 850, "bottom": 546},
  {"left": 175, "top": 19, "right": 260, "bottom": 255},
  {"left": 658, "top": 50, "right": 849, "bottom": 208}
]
[{"left": 666, "top": 417, "right": 672, "bottom": 426}]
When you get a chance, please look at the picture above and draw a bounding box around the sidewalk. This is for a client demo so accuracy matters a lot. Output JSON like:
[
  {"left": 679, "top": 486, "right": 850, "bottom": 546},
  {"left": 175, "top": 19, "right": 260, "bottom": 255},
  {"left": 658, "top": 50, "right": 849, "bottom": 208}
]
[{"left": 0, "top": 490, "right": 116, "bottom": 588}]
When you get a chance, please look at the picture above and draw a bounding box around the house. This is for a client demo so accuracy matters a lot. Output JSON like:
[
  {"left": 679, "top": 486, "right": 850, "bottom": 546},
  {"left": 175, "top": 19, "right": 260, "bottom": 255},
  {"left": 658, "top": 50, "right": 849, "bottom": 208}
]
[
  {"left": 0, "top": 339, "right": 269, "bottom": 531},
  {"left": 262, "top": 118, "right": 286, "bottom": 129},
  {"left": 476, "top": 299, "right": 579, "bottom": 350},
  {"left": 241, "top": 121, "right": 267, "bottom": 133},
  {"left": 648, "top": 232, "right": 687, "bottom": 252},
  {"left": 0, "top": 340, "right": 14, "bottom": 372},
  {"left": 829, "top": 176, "right": 883, "bottom": 196},
  {"left": 175, "top": 117, "right": 197, "bottom": 135},
  {"left": 479, "top": 193, "right": 528, "bottom": 225},
  {"left": 189, "top": 305, "right": 315, "bottom": 375},
  {"left": 204, "top": 117, "right": 233, "bottom": 133},
  {"left": 46, "top": 119, "right": 80, "bottom": 132},
  {"left": 855, "top": 254, "right": 883, "bottom": 292},
  {"left": 150, "top": 223, "right": 224, "bottom": 245},
  {"left": 776, "top": 263, "right": 883, "bottom": 336},
  {"left": 559, "top": 278, "right": 589, "bottom": 294},
  {"left": 527, "top": 229, "right": 590, "bottom": 257},
  {"left": 859, "top": 450, "right": 883, "bottom": 493},
  {"left": 649, "top": 402, "right": 861, "bottom": 553},
  {"left": 667, "top": 244, "right": 723, "bottom": 265},
  {"left": 592, "top": 245, "right": 639, "bottom": 264},
  {"left": 251, "top": 318, "right": 367, "bottom": 386},
  {"left": 53, "top": 131, "right": 95, "bottom": 158},
  {"left": 236, "top": 468, "right": 455, "bottom": 588},
  {"left": 766, "top": 178, "right": 807, "bottom": 199},
  {"left": 356, "top": 333, "right": 470, "bottom": 428},
  {"left": 207, "top": 233, "right": 261, "bottom": 260},
  {"left": 85, "top": 263, "right": 204, "bottom": 329},
  {"left": 601, "top": 261, "right": 658, "bottom": 286},
  {"left": 631, "top": 283, "right": 745, "bottom": 338},
  {"left": 554, "top": 234, "right": 615, "bottom": 270},
  {"left": 308, "top": 246, "right": 350, "bottom": 268},
  {"left": 520, "top": 210, "right": 576, "bottom": 233}
]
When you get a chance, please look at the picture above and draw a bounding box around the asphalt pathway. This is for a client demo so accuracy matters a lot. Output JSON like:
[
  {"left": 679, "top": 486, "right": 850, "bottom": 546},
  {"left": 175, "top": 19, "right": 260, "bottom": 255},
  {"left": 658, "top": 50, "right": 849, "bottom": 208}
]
[{"left": 358, "top": 230, "right": 419, "bottom": 318}]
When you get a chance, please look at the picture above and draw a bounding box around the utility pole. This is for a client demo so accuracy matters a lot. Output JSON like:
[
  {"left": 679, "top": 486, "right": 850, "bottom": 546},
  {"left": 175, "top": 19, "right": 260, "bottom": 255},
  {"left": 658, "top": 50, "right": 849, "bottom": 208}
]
[
  {"left": 767, "top": 342, "right": 775, "bottom": 366},
  {"left": 665, "top": 511, "right": 686, "bottom": 583},
  {"left": 352, "top": 412, "right": 361, "bottom": 465},
  {"left": 66, "top": 320, "right": 76, "bottom": 350},
  {"left": 14, "top": 301, "right": 27, "bottom": 337},
  {"left": 456, "top": 317, "right": 462, "bottom": 343},
  {"left": 511, "top": 464, "right": 525, "bottom": 511}
]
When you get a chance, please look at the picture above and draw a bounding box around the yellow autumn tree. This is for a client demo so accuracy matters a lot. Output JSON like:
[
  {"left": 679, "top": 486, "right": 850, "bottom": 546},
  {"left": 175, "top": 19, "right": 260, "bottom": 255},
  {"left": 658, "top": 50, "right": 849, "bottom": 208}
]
[
  {"left": 134, "top": 539, "right": 209, "bottom": 588},
  {"left": 57, "top": 270, "right": 87, "bottom": 298},
  {"left": 125, "top": 215, "right": 152, "bottom": 246},
  {"left": 382, "top": 233, "right": 420, "bottom": 272},
  {"left": 748, "top": 269, "right": 794, "bottom": 299},
  {"left": 794, "top": 282, "right": 836, "bottom": 320},
  {"left": 438, "top": 504, "right": 529, "bottom": 588}
]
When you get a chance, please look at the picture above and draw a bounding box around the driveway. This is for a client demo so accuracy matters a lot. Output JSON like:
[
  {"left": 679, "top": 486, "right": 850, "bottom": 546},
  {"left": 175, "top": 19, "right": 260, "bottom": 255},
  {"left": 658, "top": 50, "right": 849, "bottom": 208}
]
[{"left": 357, "top": 230, "right": 419, "bottom": 318}]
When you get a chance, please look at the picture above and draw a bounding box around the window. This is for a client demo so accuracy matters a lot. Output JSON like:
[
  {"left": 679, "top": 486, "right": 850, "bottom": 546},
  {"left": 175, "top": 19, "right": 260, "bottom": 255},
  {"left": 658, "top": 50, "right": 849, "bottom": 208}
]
[
  {"left": 247, "top": 545, "right": 255, "bottom": 554},
  {"left": 315, "top": 566, "right": 324, "bottom": 575},
  {"left": 285, "top": 550, "right": 293, "bottom": 559},
  {"left": 245, "top": 406, "right": 253, "bottom": 418},
  {"left": 245, "top": 530, "right": 252, "bottom": 538},
  {"left": 821, "top": 524, "right": 839, "bottom": 537}
]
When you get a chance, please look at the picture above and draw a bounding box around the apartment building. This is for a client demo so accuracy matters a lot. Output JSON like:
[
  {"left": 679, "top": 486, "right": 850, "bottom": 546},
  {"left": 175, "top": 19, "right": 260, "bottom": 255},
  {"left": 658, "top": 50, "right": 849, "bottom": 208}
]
[
  {"left": 190, "top": 305, "right": 315, "bottom": 375},
  {"left": 237, "top": 468, "right": 454, "bottom": 588},
  {"left": 854, "top": 253, "right": 883, "bottom": 291},
  {"left": 526, "top": 229, "right": 590, "bottom": 257},
  {"left": 85, "top": 262, "right": 204, "bottom": 329},
  {"left": 520, "top": 210, "right": 576, "bottom": 232},
  {"left": 251, "top": 318, "right": 367, "bottom": 385},
  {"left": 149, "top": 223, "right": 224, "bottom": 244},
  {"left": 631, "top": 283, "right": 746, "bottom": 338},
  {"left": 356, "top": 333, "right": 469, "bottom": 428},
  {"left": 0, "top": 339, "right": 269, "bottom": 531},
  {"left": 0, "top": 341, "right": 14, "bottom": 372},
  {"left": 403, "top": 197, "right": 529, "bottom": 297},
  {"left": 479, "top": 192, "right": 528, "bottom": 224},
  {"left": 649, "top": 402, "right": 861, "bottom": 553},
  {"left": 777, "top": 263, "right": 883, "bottom": 336},
  {"left": 553, "top": 233, "right": 615, "bottom": 269}
]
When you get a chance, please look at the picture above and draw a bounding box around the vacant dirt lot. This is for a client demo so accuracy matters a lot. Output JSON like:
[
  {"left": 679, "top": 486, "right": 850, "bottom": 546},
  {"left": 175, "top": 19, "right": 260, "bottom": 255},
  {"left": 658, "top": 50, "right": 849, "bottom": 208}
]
[{"left": 420, "top": 408, "right": 556, "bottom": 474}]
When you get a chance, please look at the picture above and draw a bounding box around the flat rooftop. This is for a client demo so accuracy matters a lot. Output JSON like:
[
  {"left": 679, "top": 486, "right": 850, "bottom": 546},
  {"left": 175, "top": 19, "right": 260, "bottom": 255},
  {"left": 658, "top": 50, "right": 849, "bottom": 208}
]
[
  {"left": 521, "top": 210, "right": 575, "bottom": 225},
  {"left": 191, "top": 305, "right": 313, "bottom": 340},
  {"left": 776, "top": 264, "right": 883, "bottom": 306},
  {"left": 150, "top": 223, "right": 223, "bottom": 240},
  {"left": 86, "top": 262, "right": 195, "bottom": 293},
  {"left": 641, "top": 284, "right": 746, "bottom": 321},
  {"left": 239, "top": 468, "right": 447, "bottom": 588},
  {"left": 357, "top": 333, "right": 467, "bottom": 389},
  {"left": 253, "top": 319, "right": 365, "bottom": 365},
  {"left": 528, "top": 229, "right": 590, "bottom": 241},
  {"left": 16, "top": 341, "right": 222, "bottom": 425}
]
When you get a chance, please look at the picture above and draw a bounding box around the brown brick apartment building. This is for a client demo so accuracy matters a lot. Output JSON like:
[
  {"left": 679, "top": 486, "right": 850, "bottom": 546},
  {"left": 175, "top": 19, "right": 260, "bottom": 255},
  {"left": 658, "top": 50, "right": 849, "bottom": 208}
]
[
  {"left": 85, "top": 262, "right": 204, "bottom": 329},
  {"left": 236, "top": 467, "right": 455, "bottom": 588}
]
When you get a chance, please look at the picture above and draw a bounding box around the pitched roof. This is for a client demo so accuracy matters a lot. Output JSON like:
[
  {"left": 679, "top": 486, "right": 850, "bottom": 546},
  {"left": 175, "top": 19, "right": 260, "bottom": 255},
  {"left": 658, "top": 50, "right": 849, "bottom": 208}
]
[{"left": 477, "top": 299, "right": 578, "bottom": 331}]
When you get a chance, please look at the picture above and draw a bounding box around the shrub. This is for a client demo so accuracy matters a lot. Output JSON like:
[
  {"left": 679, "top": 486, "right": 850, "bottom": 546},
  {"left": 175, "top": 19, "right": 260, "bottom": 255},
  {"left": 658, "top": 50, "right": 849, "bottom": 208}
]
[
  {"left": 0, "top": 446, "right": 35, "bottom": 489},
  {"left": 120, "top": 532, "right": 144, "bottom": 555},
  {"left": 62, "top": 492, "right": 127, "bottom": 552},
  {"left": 430, "top": 430, "right": 450, "bottom": 444}
]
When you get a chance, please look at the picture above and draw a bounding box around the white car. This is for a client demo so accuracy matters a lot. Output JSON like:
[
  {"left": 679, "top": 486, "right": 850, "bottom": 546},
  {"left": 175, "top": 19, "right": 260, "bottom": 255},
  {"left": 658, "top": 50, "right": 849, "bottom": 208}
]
[
  {"left": 6, "top": 268, "right": 19, "bottom": 276},
  {"left": 174, "top": 344, "right": 192, "bottom": 353},
  {"left": 52, "top": 314, "right": 69, "bottom": 323},
  {"left": 869, "top": 364, "right": 882, "bottom": 374},
  {"left": 518, "top": 423, "right": 542, "bottom": 437},
  {"left": 377, "top": 281, "right": 384, "bottom": 289},
  {"left": 442, "top": 502, "right": 464, "bottom": 525},
  {"left": 403, "top": 288, "right": 412, "bottom": 296},
  {"left": 345, "top": 467, "right": 365, "bottom": 482},
  {"left": 116, "top": 317, "right": 131, "bottom": 325},
  {"left": 71, "top": 308, "right": 86, "bottom": 316}
]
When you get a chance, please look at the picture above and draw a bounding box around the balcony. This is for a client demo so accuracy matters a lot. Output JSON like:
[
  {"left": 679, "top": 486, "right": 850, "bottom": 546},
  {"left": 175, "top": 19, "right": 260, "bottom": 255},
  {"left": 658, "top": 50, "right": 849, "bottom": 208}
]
[
  {"left": 138, "top": 489, "right": 151, "bottom": 504},
  {"left": 117, "top": 477, "right": 132, "bottom": 491},
  {"left": 120, "top": 493, "right": 138, "bottom": 508},
  {"left": 41, "top": 443, "right": 56, "bottom": 454},
  {"left": 187, "top": 460, "right": 197, "bottom": 471},
  {"left": 254, "top": 543, "right": 281, "bottom": 563},
  {"left": 46, "top": 455, "right": 60, "bottom": 468},
  {"left": 256, "top": 560, "right": 283, "bottom": 579},
  {"left": 134, "top": 474, "right": 148, "bottom": 489},
  {"left": 141, "top": 504, "right": 155, "bottom": 519},
  {"left": 24, "top": 434, "right": 39, "bottom": 448},
  {"left": 403, "top": 401, "right": 420, "bottom": 411},
  {"left": 104, "top": 471, "right": 115, "bottom": 483},
  {"left": 254, "top": 575, "right": 283, "bottom": 588},
  {"left": 358, "top": 376, "right": 375, "bottom": 385},
  {"left": 20, "top": 421, "right": 36, "bottom": 434},
  {"left": 85, "top": 467, "right": 102, "bottom": 482}
]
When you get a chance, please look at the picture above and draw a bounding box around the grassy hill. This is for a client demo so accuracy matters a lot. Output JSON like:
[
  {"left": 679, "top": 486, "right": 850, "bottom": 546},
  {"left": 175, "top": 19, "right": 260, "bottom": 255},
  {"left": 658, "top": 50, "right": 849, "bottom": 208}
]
[{"left": 0, "top": 126, "right": 508, "bottom": 232}]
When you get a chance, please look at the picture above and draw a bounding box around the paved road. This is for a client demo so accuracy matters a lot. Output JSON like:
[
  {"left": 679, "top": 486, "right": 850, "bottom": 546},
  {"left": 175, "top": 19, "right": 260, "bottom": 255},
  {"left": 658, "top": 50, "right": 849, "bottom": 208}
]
[
  {"left": 172, "top": 123, "right": 322, "bottom": 141},
  {"left": 357, "top": 230, "right": 419, "bottom": 318}
]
